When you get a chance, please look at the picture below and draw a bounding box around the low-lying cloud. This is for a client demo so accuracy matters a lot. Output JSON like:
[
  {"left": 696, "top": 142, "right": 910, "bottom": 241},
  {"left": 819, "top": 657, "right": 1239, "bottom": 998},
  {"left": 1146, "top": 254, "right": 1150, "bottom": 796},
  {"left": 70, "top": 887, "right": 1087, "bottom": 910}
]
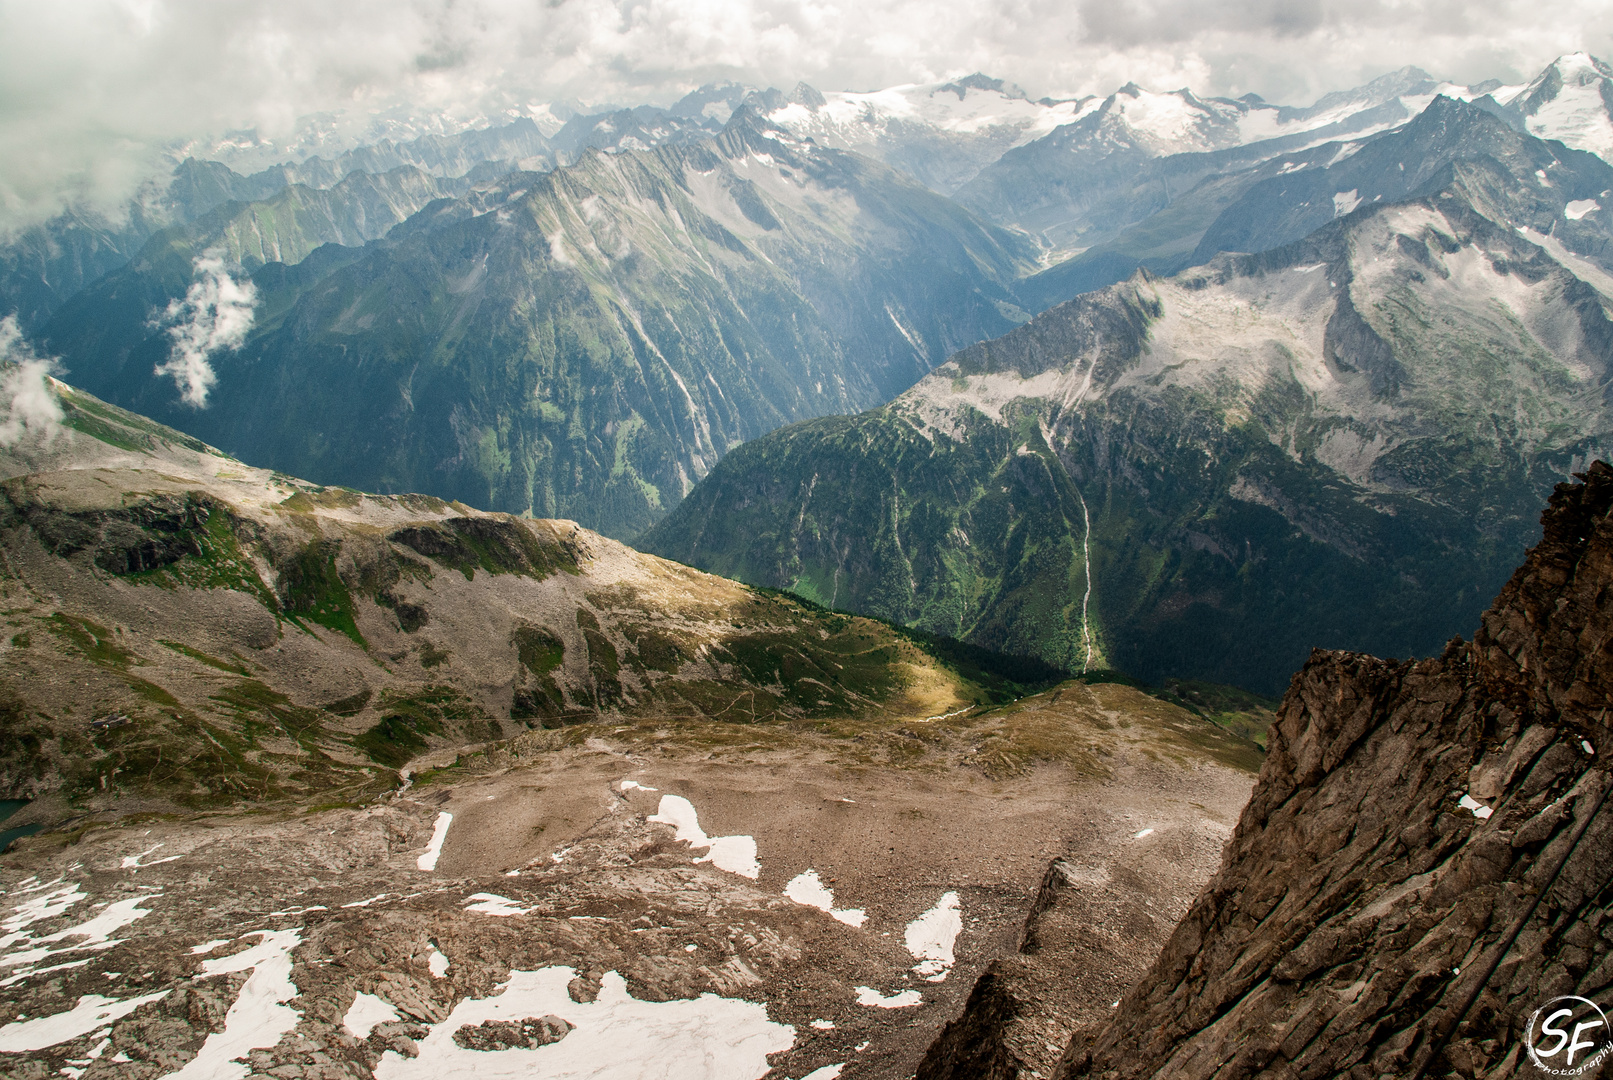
[
  {"left": 0, "top": 0, "right": 1608, "bottom": 230},
  {"left": 153, "top": 253, "right": 257, "bottom": 408},
  {"left": 0, "top": 315, "right": 65, "bottom": 447}
]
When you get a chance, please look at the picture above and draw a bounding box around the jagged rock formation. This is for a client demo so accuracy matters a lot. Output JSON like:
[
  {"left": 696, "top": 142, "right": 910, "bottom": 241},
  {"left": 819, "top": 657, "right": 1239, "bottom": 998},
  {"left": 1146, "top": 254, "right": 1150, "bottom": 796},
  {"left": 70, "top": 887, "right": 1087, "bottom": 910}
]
[
  {"left": 914, "top": 855, "right": 1200, "bottom": 1080},
  {"left": 919, "top": 462, "right": 1613, "bottom": 1079}
]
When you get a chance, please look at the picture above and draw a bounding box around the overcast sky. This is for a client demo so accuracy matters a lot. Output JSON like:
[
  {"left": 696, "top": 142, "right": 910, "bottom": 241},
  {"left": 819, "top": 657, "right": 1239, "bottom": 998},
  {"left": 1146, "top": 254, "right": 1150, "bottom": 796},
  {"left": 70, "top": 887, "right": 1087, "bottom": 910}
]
[{"left": 2, "top": 0, "right": 1609, "bottom": 229}]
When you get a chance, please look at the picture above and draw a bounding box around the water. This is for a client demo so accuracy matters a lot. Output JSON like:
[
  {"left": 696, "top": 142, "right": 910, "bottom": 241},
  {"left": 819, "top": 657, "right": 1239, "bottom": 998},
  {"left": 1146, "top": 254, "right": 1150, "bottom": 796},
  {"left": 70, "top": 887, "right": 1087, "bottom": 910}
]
[{"left": 0, "top": 799, "right": 41, "bottom": 853}]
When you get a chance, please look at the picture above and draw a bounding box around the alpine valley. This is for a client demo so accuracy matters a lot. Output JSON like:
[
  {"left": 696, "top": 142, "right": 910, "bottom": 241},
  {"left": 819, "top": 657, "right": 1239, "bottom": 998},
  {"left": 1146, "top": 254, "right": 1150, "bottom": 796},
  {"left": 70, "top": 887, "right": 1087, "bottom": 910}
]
[{"left": 2, "top": 40, "right": 1613, "bottom": 1080}]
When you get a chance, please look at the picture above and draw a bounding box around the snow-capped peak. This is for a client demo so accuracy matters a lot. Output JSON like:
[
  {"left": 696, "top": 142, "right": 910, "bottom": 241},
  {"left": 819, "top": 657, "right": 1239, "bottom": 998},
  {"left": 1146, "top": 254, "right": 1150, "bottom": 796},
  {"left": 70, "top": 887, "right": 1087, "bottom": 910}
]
[
  {"left": 759, "top": 74, "right": 1094, "bottom": 192},
  {"left": 764, "top": 75, "right": 1088, "bottom": 142},
  {"left": 1509, "top": 53, "right": 1613, "bottom": 161}
]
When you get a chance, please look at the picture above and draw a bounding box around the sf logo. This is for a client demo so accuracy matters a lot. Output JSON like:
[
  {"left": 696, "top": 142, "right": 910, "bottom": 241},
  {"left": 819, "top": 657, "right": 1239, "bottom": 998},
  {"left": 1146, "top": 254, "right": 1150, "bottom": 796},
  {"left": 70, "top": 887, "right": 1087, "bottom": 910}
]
[{"left": 1526, "top": 996, "right": 1611, "bottom": 1075}]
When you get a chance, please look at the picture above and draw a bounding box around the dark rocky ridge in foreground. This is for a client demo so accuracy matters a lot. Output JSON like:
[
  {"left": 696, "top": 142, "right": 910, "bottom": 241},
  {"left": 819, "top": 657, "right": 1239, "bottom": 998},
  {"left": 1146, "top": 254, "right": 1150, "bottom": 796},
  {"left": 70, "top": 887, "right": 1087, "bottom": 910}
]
[{"left": 921, "top": 463, "right": 1613, "bottom": 1079}]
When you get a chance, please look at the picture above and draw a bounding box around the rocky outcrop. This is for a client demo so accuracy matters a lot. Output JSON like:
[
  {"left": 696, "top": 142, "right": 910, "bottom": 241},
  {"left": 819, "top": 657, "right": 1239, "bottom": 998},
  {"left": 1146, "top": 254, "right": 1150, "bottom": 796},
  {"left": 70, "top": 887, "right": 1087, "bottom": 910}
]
[
  {"left": 1025, "top": 462, "right": 1613, "bottom": 1078},
  {"left": 915, "top": 463, "right": 1613, "bottom": 1079},
  {"left": 914, "top": 860, "right": 1169, "bottom": 1080}
]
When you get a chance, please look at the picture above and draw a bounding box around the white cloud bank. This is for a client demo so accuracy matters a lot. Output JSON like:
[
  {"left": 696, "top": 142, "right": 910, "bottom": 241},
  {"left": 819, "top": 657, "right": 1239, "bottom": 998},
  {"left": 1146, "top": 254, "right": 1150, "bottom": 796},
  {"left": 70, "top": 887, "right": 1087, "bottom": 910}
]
[
  {"left": 0, "top": 0, "right": 1609, "bottom": 228},
  {"left": 153, "top": 252, "right": 256, "bottom": 408},
  {"left": 0, "top": 315, "right": 64, "bottom": 447}
]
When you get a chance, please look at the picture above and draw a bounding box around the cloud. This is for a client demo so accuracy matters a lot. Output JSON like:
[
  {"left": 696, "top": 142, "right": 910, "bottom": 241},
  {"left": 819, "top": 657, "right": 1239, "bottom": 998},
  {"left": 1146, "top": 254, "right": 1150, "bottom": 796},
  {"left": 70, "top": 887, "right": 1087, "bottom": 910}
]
[
  {"left": 153, "top": 252, "right": 256, "bottom": 408},
  {"left": 0, "top": 0, "right": 1609, "bottom": 228},
  {"left": 0, "top": 316, "right": 65, "bottom": 447}
]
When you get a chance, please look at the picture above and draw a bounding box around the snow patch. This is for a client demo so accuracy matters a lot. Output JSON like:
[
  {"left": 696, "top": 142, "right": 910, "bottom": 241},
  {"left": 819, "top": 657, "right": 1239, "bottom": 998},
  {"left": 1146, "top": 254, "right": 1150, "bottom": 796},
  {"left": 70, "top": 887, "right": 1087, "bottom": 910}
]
[
  {"left": 121, "top": 843, "right": 181, "bottom": 869},
  {"left": 783, "top": 871, "right": 866, "bottom": 927},
  {"left": 464, "top": 893, "right": 532, "bottom": 917},
  {"left": 2, "top": 880, "right": 87, "bottom": 937},
  {"left": 1458, "top": 794, "right": 1494, "bottom": 820},
  {"left": 1333, "top": 190, "right": 1362, "bottom": 217},
  {"left": 1134, "top": 828, "right": 1155, "bottom": 838},
  {"left": 343, "top": 992, "right": 400, "bottom": 1039},
  {"left": 417, "top": 812, "right": 452, "bottom": 872},
  {"left": 427, "top": 945, "right": 449, "bottom": 978},
  {"left": 618, "top": 781, "right": 658, "bottom": 793},
  {"left": 0, "top": 991, "right": 170, "bottom": 1052},
  {"left": 1, "top": 894, "right": 158, "bottom": 977},
  {"left": 799, "top": 1067, "right": 844, "bottom": 1080},
  {"left": 159, "top": 928, "right": 302, "bottom": 1080},
  {"left": 904, "top": 892, "right": 962, "bottom": 981},
  {"left": 885, "top": 305, "right": 924, "bottom": 353},
  {"left": 855, "top": 986, "right": 923, "bottom": 1008},
  {"left": 341, "top": 893, "right": 391, "bottom": 909},
  {"left": 1566, "top": 199, "right": 1600, "bottom": 220},
  {"left": 648, "top": 796, "right": 760, "bottom": 879},
  {"left": 374, "top": 967, "right": 793, "bottom": 1079}
]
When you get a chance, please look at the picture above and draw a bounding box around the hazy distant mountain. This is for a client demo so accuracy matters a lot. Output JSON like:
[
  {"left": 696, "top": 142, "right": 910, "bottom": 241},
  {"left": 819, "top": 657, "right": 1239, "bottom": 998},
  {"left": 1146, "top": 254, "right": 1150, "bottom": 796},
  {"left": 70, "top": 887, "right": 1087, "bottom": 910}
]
[
  {"left": 956, "top": 66, "right": 1481, "bottom": 252},
  {"left": 0, "top": 160, "right": 291, "bottom": 334},
  {"left": 642, "top": 98, "right": 1613, "bottom": 694},
  {"left": 968, "top": 55, "right": 1613, "bottom": 314},
  {"left": 756, "top": 74, "right": 1092, "bottom": 194},
  {"left": 0, "top": 119, "right": 557, "bottom": 333},
  {"left": 42, "top": 112, "right": 1037, "bottom": 540},
  {"left": 242, "top": 118, "right": 556, "bottom": 190}
]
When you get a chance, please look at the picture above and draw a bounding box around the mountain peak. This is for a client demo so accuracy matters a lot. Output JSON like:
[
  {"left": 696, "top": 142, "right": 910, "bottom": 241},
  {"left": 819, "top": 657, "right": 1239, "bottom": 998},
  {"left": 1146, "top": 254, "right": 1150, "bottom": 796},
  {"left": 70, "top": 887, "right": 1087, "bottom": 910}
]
[
  {"left": 788, "top": 81, "right": 826, "bottom": 109},
  {"left": 1546, "top": 51, "right": 1612, "bottom": 79},
  {"left": 668, "top": 81, "right": 758, "bottom": 122},
  {"left": 1506, "top": 51, "right": 1613, "bottom": 157}
]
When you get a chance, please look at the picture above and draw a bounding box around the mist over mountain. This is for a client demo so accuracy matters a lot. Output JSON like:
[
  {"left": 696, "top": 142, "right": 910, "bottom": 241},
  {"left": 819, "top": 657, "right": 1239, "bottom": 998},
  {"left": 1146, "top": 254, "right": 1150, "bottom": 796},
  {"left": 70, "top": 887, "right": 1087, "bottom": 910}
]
[
  {"left": 9, "top": 53, "right": 1613, "bottom": 561},
  {"left": 39, "top": 112, "right": 1035, "bottom": 540}
]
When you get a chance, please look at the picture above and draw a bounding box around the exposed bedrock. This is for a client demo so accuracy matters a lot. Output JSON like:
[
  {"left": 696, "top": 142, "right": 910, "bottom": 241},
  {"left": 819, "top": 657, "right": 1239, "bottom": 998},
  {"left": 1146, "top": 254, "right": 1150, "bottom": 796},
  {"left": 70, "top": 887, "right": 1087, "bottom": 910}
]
[{"left": 921, "top": 461, "right": 1613, "bottom": 1080}]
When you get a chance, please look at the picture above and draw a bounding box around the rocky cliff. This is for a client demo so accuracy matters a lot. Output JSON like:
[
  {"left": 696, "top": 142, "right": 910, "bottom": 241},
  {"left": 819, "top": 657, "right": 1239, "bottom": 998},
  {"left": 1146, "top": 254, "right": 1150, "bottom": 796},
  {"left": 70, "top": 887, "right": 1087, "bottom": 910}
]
[{"left": 920, "top": 462, "right": 1613, "bottom": 1078}]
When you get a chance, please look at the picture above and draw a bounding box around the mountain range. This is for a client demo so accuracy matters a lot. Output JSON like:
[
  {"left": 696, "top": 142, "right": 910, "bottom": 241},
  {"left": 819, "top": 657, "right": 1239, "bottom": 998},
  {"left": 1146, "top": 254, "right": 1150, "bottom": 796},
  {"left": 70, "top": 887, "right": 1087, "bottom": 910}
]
[
  {"left": 643, "top": 96, "right": 1613, "bottom": 694},
  {"left": 6, "top": 39, "right": 1613, "bottom": 1080},
  {"left": 6, "top": 55, "right": 1613, "bottom": 693},
  {"left": 38, "top": 114, "right": 1035, "bottom": 540}
]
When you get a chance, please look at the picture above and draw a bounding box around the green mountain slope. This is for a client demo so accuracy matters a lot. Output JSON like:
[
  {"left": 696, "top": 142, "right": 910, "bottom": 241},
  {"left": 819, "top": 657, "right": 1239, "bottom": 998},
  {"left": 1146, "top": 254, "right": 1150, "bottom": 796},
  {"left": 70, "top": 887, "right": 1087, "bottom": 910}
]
[
  {"left": 44, "top": 113, "right": 1037, "bottom": 540},
  {"left": 643, "top": 106, "right": 1613, "bottom": 694},
  {"left": 0, "top": 377, "right": 1067, "bottom": 810}
]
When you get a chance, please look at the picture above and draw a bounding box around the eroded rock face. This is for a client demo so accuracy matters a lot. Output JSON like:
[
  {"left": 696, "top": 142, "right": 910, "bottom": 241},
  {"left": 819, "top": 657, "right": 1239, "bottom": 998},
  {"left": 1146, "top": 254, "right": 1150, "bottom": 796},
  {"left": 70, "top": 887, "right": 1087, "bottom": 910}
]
[{"left": 1048, "top": 462, "right": 1613, "bottom": 1078}]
